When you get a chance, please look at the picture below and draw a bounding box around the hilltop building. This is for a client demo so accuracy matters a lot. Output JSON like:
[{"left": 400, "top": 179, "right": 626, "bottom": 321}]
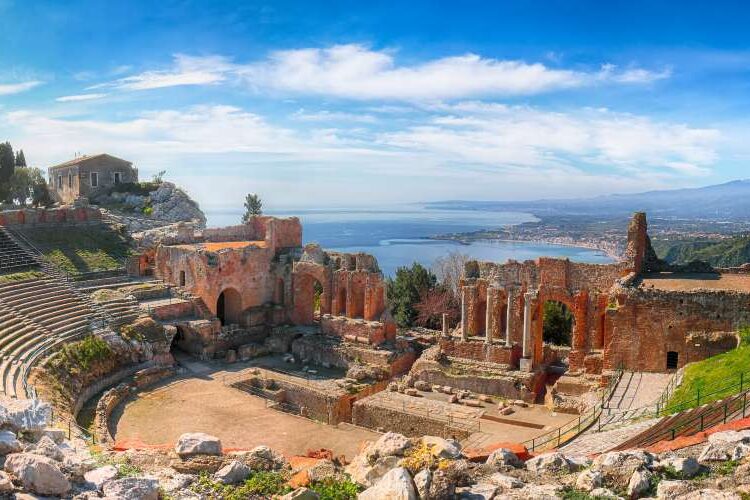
[{"left": 48, "top": 154, "right": 138, "bottom": 204}]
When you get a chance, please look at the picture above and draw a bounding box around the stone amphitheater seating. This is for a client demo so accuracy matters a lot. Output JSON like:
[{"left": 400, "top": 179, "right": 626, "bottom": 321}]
[
  {"left": 0, "top": 226, "right": 39, "bottom": 272},
  {"left": 0, "top": 276, "right": 95, "bottom": 398}
]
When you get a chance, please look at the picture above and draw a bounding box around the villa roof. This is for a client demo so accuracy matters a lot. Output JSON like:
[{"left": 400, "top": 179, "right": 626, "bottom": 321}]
[{"left": 49, "top": 153, "right": 132, "bottom": 170}]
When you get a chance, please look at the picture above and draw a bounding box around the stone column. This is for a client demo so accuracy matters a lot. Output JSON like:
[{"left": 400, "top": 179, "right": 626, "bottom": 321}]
[
  {"left": 505, "top": 287, "right": 515, "bottom": 345},
  {"left": 442, "top": 313, "right": 449, "bottom": 337},
  {"left": 485, "top": 287, "right": 496, "bottom": 344},
  {"left": 461, "top": 286, "right": 469, "bottom": 340},
  {"left": 522, "top": 291, "right": 534, "bottom": 358}
]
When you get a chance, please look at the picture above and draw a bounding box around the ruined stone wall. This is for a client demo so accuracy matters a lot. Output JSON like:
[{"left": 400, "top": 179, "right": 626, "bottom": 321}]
[
  {"left": 438, "top": 338, "right": 521, "bottom": 367},
  {"left": 0, "top": 206, "right": 102, "bottom": 226},
  {"left": 604, "top": 287, "right": 750, "bottom": 372}
]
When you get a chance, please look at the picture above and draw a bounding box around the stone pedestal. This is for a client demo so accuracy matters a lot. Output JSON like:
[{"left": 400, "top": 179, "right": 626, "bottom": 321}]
[{"left": 519, "top": 357, "right": 533, "bottom": 373}]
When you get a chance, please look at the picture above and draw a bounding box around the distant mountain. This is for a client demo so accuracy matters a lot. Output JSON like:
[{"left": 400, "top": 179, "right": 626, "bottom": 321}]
[
  {"left": 651, "top": 236, "right": 750, "bottom": 268},
  {"left": 426, "top": 180, "right": 750, "bottom": 220}
]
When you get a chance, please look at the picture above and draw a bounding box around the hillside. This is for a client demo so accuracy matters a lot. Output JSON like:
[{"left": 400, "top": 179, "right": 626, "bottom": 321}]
[
  {"left": 427, "top": 179, "right": 750, "bottom": 220},
  {"left": 652, "top": 236, "right": 750, "bottom": 268}
]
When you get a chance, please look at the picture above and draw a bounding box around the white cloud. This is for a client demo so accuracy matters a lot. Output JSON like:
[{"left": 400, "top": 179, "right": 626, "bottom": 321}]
[
  {"left": 238, "top": 45, "right": 669, "bottom": 100},
  {"left": 0, "top": 81, "right": 42, "bottom": 95},
  {"left": 292, "top": 109, "right": 378, "bottom": 123},
  {"left": 55, "top": 93, "right": 108, "bottom": 102},
  {"left": 379, "top": 103, "right": 719, "bottom": 177},
  {"left": 96, "top": 54, "right": 234, "bottom": 91}
]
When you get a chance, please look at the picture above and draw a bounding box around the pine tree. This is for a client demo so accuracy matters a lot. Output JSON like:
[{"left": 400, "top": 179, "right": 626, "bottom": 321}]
[
  {"left": 14, "top": 150, "right": 26, "bottom": 167},
  {"left": 0, "top": 142, "right": 15, "bottom": 183},
  {"left": 242, "top": 194, "right": 263, "bottom": 222}
]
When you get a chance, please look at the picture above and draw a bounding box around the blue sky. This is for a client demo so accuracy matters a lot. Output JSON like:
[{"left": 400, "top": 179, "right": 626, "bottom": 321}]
[{"left": 1, "top": 0, "right": 750, "bottom": 209}]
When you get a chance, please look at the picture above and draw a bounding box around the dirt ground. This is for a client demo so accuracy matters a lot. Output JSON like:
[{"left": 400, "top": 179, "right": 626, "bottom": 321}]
[
  {"left": 111, "top": 358, "right": 379, "bottom": 459},
  {"left": 641, "top": 272, "right": 750, "bottom": 292}
]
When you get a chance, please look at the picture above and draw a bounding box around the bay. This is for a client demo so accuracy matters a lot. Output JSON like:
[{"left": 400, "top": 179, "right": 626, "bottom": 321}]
[{"left": 204, "top": 206, "right": 614, "bottom": 276}]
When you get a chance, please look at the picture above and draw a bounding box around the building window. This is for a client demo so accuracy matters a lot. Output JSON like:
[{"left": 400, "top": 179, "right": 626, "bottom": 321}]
[
  {"left": 666, "top": 351, "right": 679, "bottom": 370},
  {"left": 114, "top": 172, "right": 121, "bottom": 184},
  {"left": 57, "top": 176, "right": 62, "bottom": 189},
  {"left": 68, "top": 173, "right": 73, "bottom": 188},
  {"left": 90, "top": 172, "right": 99, "bottom": 187},
  {"left": 179, "top": 271, "right": 186, "bottom": 287}
]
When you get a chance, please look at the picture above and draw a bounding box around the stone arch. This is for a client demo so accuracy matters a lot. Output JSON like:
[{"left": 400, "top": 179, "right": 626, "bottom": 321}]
[
  {"left": 337, "top": 285, "right": 347, "bottom": 316},
  {"left": 292, "top": 265, "right": 331, "bottom": 325},
  {"left": 217, "top": 287, "right": 242, "bottom": 326},
  {"left": 533, "top": 288, "right": 587, "bottom": 366}
]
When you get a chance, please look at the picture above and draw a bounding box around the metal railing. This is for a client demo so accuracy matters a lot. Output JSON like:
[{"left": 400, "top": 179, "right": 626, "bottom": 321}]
[
  {"left": 616, "top": 388, "right": 750, "bottom": 450},
  {"left": 657, "top": 371, "right": 750, "bottom": 416},
  {"left": 523, "top": 364, "right": 624, "bottom": 452}
]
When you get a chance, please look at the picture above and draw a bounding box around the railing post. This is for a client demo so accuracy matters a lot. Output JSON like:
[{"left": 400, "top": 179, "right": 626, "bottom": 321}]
[
  {"left": 531, "top": 438, "right": 535, "bottom": 451},
  {"left": 724, "top": 404, "right": 728, "bottom": 424},
  {"left": 741, "top": 373, "right": 744, "bottom": 393},
  {"left": 697, "top": 388, "right": 701, "bottom": 406},
  {"left": 557, "top": 427, "right": 561, "bottom": 446},
  {"left": 700, "top": 414, "right": 704, "bottom": 431},
  {"left": 744, "top": 393, "right": 747, "bottom": 418}
]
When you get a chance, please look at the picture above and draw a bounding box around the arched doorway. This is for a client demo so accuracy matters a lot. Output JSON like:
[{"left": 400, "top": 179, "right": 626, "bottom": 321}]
[
  {"left": 337, "top": 286, "right": 347, "bottom": 316},
  {"left": 217, "top": 288, "right": 242, "bottom": 326},
  {"left": 542, "top": 300, "right": 574, "bottom": 347}
]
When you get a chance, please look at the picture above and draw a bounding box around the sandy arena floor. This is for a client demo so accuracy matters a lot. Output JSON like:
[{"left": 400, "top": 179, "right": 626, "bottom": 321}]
[
  {"left": 111, "top": 358, "right": 379, "bottom": 459},
  {"left": 641, "top": 272, "right": 750, "bottom": 292}
]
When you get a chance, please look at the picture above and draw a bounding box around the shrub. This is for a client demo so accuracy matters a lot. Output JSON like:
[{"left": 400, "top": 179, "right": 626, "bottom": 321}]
[
  {"left": 309, "top": 477, "right": 361, "bottom": 500},
  {"left": 191, "top": 471, "right": 291, "bottom": 499},
  {"left": 52, "top": 336, "right": 113, "bottom": 373}
]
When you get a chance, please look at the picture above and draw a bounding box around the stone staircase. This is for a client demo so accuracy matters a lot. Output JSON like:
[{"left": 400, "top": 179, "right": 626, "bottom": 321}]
[
  {"left": 0, "top": 226, "right": 39, "bottom": 273},
  {"left": 95, "top": 295, "right": 142, "bottom": 328},
  {"left": 0, "top": 276, "right": 96, "bottom": 398}
]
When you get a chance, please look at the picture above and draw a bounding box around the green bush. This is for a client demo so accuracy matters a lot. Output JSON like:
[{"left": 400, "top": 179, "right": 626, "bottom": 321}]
[
  {"left": 52, "top": 336, "right": 113, "bottom": 373},
  {"left": 309, "top": 477, "right": 362, "bottom": 500},
  {"left": 191, "top": 471, "right": 291, "bottom": 499},
  {"left": 387, "top": 262, "right": 437, "bottom": 327}
]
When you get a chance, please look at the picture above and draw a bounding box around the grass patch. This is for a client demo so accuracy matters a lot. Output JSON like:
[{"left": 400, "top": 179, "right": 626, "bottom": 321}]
[
  {"left": 309, "top": 477, "right": 361, "bottom": 500},
  {"left": 666, "top": 327, "right": 750, "bottom": 412},
  {"left": 50, "top": 336, "right": 114, "bottom": 374},
  {"left": 191, "top": 471, "right": 291, "bottom": 499},
  {"left": 19, "top": 225, "right": 132, "bottom": 276},
  {"left": 0, "top": 270, "right": 44, "bottom": 283}
]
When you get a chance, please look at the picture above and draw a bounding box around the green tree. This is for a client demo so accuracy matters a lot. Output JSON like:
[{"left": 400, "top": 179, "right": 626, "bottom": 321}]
[
  {"left": 387, "top": 262, "right": 437, "bottom": 327},
  {"left": 7, "top": 167, "right": 33, "bottom": 205},
  {"left": 14, "top": 149, "right": 26, "bottom": 167},
  {"left": 242, "top": 193, "right": 263, "bottom": 222},
  {"left": 29, "top": 168, "right": 53, "bottom": 207},
  {"left": 0, "top": 142, "right": 15, "bottom": 202},
  {"left": 542, "top": 301, "right": 573, "bottom": 346}
]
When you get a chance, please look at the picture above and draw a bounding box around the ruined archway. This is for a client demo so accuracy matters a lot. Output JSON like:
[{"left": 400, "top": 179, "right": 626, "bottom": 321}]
[
  {"left": 542, "top": 300, "right": 574, "bottom": 347},
  {"left": 292, "top": 268, "right": 330, "bottom": 325},
  {"left": 217, "top": 287, "right": 242, "bottom": 326},
  {"left": 337, "top": 286, "right": 347, "bottom": 316}
]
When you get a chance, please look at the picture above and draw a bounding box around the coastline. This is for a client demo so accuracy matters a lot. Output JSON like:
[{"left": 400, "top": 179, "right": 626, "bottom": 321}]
[{"left": 429, "top": 235, "right": 622, "bottom": 261}]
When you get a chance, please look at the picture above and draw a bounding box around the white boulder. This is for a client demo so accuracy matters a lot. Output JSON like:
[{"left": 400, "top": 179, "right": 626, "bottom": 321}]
[
  {"left": 174, "top": 433, "right": 222, "bottom": 457},
  {"left": 214, "top": 460, "right": 251, "bottom": 485},
  {"left": 485, "top": 448, "right": 522, "bottom": 468},
  {"left": 359, "top": 467, "right": 418, "bottom": 500},
  {"left": 0, "top": 431, "right": 21, "bottom": 455},
  {"left": 84, "top": 465, "right": 119, "bottom": 490},
  {"left": 4, "top": 452, "right": 70, "bottom": 496},
  {"left": 102, "top": 476, "right": 160, "bottom": 500}
]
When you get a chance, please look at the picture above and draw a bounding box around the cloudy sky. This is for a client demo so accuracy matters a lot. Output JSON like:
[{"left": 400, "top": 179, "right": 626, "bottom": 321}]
[{"left": 1, "top": 0, "right": 749, "bottom": 209}]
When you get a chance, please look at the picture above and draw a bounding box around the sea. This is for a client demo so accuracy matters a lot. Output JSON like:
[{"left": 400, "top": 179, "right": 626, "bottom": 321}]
[{"left": 204, "top": 206, "right": 614, "bottom": 276}]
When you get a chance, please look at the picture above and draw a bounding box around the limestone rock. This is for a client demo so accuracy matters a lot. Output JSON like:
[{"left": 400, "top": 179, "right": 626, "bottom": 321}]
[
  {"left": 306, "top": 459, "right": 339, "bottom": 483},
  {"left": 707, "top": 430, "right": 750, "bottom": 444},
  {"left": 525, "top": 452, "right": 572, "bottom": 473},
  {"left": 149, "top": 182, "right": 207, "bottom": 227},
  {"left": 0, "top": 430, "right": 21, "bottom": 455},
  {"left": 413, "top": 469, "right": 431, "bottom": 499},
  {"left": 0, "top": 398, "right": 51, "bottom": 433},
  {"left": 174, "top": 432, "right": 222, "bottom": 457},
  {"left": 486, "top": 473, "right": 523, "bottom": 489},
  {"left": 427, "top": 469, "right": 457, "bottom": 500},
  {"left": 459, "top": 482, "right": 497, "bottom": 499},
  {"left": 39, "top": 428, "right": 66, "bottom": 444},
  {"left": 592, "top": 450, "right": 652, "bottom": 488},
  {"left": 575, "top": 469, "right": 603, "bottom": 491},
  {"left": 589, "top": 488, "right": 622, "bottom": 499},
  {"left": 359, "top": 467, "right": 418, "bottom": 500},
  {"left": 0, "top": 471, "right": 12, "bottom": 493},
  {"left": 237, "top": 445, "right": 288, "bottom": 471},
  {"left": 369, "top": 432, "right": 412, "bottom": 459},
  {"left": 485, "top": 448, "right": 522, "bottom": 468},
  {"left": 84, "top": 465, "right": 119, "bottom": 490},
  {"left": 102, "top": 476, "right": 160, "bottom": 500},
  {"left": 697, "top": 441, "right": 750, "bottom": 463},
  {"left": 346, "top": 454, "right": 399, "bottom": 487},
  {"left": 656, "top": 480, "right": 692, "bottom": 499},
  {"left": 680, "top": 490, "right": 742, "bottom": 499},
  {"left": 4, "top": 452, "right": 70, "bottom": 496},
  {"left": 170, "top": 454, "right": 225, "bottom": 474},
  {"left": 626, "top": 468, "right": 652, "bottom": 499},
  {"left": 31, "top": 435, "right": 63, "bottom": 461},
  {"left": 422, "top": 436, "right": 462, "bottom": 459},
  {"left": 214, "top": 460, "right": 251, "bottom": 484},
  {"left": 281, "top": 487, "right": 320, "bottom": 499},
  {"left": 656, "top": 455, "right": 701, "bottom": 478},
  {"left": 502, "top": 484, "right": 562, "bottom": 499},
  {"left": 414, "top": 381, "right": 431, "bottom": 392}
]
